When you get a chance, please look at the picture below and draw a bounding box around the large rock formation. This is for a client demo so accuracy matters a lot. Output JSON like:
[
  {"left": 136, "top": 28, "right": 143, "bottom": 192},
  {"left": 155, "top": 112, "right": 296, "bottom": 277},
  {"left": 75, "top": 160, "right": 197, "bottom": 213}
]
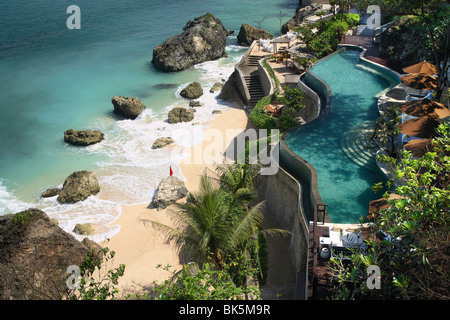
[
  {"left": 151, "top": 176, "right": 188, "bottom": 210},
  {"left": 217, "top": 70, "right": 246, "bottom": 106},
  {"left": 57, "top": 171, "right": 100, "bottom": 204},
  {"left": 111, "top": 96, "right": 146, "bottom": 119},
  {"left": 168, "top": 106, "right": 195, "bottom": 124},
  {"left": 237, "top": 24, "right": 273, "bottom": 46},
  {"left": 281, "top": 3, "right": 323, "bottom": 34},
  {"left": 0, "top": 208, "right": 102, "bottom": 300},
  {"left": 152, "top": 13, "right": 229, "bottom": 72},
  {"left": 180, "top": 82, "right": 203, "bottom": 99},
  {"left": 64, "top": 129, "right": 104, "bottom": 146}
]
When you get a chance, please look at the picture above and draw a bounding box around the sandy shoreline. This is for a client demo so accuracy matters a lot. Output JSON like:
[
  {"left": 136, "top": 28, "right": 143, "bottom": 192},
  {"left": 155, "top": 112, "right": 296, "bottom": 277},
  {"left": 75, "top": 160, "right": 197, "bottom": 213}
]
[{"left": 105, "top": 106, "right": 252, "bottom": 295}]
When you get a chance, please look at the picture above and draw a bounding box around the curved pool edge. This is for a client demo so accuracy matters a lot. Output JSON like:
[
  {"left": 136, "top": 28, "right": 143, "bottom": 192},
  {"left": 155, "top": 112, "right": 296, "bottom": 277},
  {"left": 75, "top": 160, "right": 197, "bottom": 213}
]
[{"left": 279, "top": 44, "right": 401, "bottom": 223}]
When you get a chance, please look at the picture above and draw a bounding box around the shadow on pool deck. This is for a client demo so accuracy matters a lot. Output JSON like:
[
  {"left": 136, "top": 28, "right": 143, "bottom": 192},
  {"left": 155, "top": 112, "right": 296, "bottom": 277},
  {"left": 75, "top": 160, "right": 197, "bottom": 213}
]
[{"left": 340, "top": 35, "right": 405, "bottom": 74}]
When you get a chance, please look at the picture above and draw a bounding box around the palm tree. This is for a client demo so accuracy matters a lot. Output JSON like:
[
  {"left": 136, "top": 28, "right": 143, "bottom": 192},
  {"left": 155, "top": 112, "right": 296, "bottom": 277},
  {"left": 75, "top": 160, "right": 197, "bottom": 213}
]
[
  {"left": 150, "top": 171, "right": 288, "bottom": 270},
  {"left": 215, "top": 162, "right": 261, "bottom": 198}
]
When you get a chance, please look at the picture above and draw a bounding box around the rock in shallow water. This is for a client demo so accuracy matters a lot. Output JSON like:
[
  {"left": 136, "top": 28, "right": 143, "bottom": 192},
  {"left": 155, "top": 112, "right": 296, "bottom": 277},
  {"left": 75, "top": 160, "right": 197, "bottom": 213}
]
[
  {"left": 168, "top": 106, "right": 195, "bottom": 124},
  {"left": 41, "top": 188, "right": 61, "bottom": 198},
  {"left": 111, "top": 96, "right": 146, "bottom": 119},
  {"left": 152, "top": 137, "right": 175, "bottom": 149},
  {"left": 180, "top": 82, "right": 203, "bottom": 99},
  {"left": 237, "top": 24, "right": 273, "bottom": 47},
  {"left": 57, "top": 171, "right": 100, "bottom": 204},
  {"left": 64, "top": 129, "right": 104, "bottom": 146},
  {"left": 152, "top": 13, "right": 229, "bottom": 72}
]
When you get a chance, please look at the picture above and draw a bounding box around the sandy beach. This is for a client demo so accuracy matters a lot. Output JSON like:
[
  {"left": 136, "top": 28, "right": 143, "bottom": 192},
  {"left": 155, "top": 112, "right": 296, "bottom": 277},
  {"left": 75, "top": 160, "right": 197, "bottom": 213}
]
[{"left": 105, "top": 106, "right": 252, "bottom": 296}]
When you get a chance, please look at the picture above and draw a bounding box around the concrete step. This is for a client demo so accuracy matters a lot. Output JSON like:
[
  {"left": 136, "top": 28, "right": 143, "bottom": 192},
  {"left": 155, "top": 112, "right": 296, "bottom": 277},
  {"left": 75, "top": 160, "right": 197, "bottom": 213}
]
[{"left": 340, "top": 122, "right": 379, "bottom": 171}]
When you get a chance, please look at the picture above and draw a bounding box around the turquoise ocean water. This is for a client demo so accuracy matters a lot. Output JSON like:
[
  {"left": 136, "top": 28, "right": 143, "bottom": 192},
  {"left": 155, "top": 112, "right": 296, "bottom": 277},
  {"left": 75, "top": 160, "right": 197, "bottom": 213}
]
[{"left": 0, "top": 0, "right": 298, "bottom": 241}]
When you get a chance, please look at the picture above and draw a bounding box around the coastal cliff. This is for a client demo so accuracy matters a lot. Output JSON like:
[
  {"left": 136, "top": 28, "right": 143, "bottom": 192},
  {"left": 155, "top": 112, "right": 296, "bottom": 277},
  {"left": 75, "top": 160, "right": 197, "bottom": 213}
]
[
  {"left": 152, "top": 13, "right": 229, "bottom": 72},
  {"left": 0, "top": 208, "right": 102, "bottom": 300}
]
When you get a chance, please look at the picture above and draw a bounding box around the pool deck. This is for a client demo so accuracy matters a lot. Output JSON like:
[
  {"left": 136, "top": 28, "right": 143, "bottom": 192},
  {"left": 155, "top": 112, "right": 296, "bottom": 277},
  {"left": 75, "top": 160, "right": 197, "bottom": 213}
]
[{"left": 339, "top": 34, "right": 405, "bottom": 74}]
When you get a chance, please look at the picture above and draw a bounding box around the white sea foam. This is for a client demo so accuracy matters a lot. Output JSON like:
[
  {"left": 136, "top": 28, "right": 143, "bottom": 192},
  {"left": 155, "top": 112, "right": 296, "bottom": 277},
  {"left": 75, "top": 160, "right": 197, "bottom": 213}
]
[
  {"left": 39, "top": 195, "right": 122, "bottom": 243},
  {"left": 0, "top": 180, "right": 34, "bottom": 215}
]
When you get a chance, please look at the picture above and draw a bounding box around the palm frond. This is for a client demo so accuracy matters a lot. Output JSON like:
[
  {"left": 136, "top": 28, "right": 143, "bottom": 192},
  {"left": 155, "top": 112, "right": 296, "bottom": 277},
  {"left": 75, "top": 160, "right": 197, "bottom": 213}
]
[{"left": 229, "top": 201, "right": 265, "bottom": 249}]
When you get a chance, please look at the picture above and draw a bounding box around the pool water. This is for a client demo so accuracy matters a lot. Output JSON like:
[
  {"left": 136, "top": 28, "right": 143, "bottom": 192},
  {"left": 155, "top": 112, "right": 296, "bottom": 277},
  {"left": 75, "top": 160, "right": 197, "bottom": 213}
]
[{"left": 286, "top": 47, "right": 399, "bottom": 223}]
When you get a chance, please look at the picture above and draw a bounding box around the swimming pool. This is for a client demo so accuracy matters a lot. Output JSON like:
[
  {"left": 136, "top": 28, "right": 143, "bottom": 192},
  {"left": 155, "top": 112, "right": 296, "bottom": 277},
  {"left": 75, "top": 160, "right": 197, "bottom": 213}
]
[{"left": 282, "top": 46, "right": 400, "bottom": 223}]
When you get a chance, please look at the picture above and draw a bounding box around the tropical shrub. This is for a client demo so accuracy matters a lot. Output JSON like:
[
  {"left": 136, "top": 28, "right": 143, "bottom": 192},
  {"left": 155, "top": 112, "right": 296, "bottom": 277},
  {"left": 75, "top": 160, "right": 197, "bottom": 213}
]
[
  {"left": 328, "top": 122, "right": 450, "bottom": 300},
  {"left": 249, "top": 95, "right": 277, "bottom": 130},
  {"left": 151, "top": 262, "right": 261, "bottom": 300}
]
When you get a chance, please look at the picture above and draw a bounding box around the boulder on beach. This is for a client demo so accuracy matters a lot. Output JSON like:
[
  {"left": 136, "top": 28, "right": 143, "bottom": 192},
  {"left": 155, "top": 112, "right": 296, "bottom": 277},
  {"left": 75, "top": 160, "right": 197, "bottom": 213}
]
[
  {"left": 237, "top": 24, "right": 273, "bottom": 46},
  {"left": 152, "top": 137, "right": 175, "bottom": 149},
  {"left": 168, "top": 106, "right": 195, "bottom": 124},
  {"left": 64, "top": 129, "right": 104, "bottom": 146},
  {"left": 57, "top": 171, "right": 100, "bottom": 204},
  {"left": 152, "top": 13, "right": 229, "bottom": 72},
  {"left": 0, "top": 208, "right": 103, "bottom": 300},
  {"left": 111, "top": 96, "right": 146, "bottom": 119},
  {"left": 180, "top": 82, "right": 203, "bottom": 99},
  {"left": 151, "top": 176, "right": 188, "bottom": 210}
]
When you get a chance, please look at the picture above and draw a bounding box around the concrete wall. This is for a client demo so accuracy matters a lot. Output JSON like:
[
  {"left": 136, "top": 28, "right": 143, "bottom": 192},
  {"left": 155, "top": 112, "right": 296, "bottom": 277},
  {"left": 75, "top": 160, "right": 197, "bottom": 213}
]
[
  {"left": 258, "top": 58, "right": 276, "bottom": 97},
  {"left": 257, "top": 144, "right": 310, "bottom": 299},
  {"left": 297, "top": 76, "right": 321, "bottom": 123}
]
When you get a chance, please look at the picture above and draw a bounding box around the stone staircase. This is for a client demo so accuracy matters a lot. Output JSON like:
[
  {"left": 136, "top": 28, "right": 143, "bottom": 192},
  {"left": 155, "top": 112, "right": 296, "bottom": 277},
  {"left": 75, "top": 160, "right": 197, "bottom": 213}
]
[
  {"left": 246, "top": 54, "right": 263, "bottom": 68},
  {"left": 355, "top": 24, "right": 373, "bottom": 37},
  {"left": 245, "top": 73, "right": 265, "bottom": 108},
  {"left": 340, "top": 122, "right": 379, "bottom": 171},
  {"left": 244, "top": 54, "right": 265, "bottom": 108}
]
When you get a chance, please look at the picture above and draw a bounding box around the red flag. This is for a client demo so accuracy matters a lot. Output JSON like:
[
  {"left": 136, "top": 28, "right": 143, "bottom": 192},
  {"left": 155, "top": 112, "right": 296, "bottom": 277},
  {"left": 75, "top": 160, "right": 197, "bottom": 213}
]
[{"left": 170, "top": 166, "right": 173, "bottom": 176}]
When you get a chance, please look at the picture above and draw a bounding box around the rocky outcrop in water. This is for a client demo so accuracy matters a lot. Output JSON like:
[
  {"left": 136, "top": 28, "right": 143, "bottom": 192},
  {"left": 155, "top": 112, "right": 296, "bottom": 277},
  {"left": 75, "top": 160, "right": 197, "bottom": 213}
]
[
  {"left": 111, "top": 96, "right": 146, "bottom": 119},
  {"left": 57, "top": 171, "right": 100, "bottom": 204},
  {"left": 152, "top": 137, "right": 175, "bottom": 149},
  {"left": 168, "top": 106, "right": 195, "bottom": 124},
  {"left": 64, "top": 129, "right": 104, "bottom": 146},
  {"left": 0, "top": 208, "right": 102, "bottom": 300},
  {"left": 41, "top": 188, "right": 61, "bottom": 198},
  {"left": 151, "top": 176, "right": 188, "bottom": 210},
  {"left": 152, "top": 13, "right": 229, "bottom": 72},
  {"left": 73, "top": 223, "right": 94, "bottom": 236},
  {"left": 237, "top": 24, "right": 273, "bottom": 46},
  {"left": 210, "top": 82, "right": 224, "bottom": 93},
  {"left": 281, "top": 3, "right": 323, "bottom": 33},
  {"left": 180, "top": 82, "right": 203, "bottom": 99},
  {"left": 189, "top": 100, "right": 204, "bottom": 107}
]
